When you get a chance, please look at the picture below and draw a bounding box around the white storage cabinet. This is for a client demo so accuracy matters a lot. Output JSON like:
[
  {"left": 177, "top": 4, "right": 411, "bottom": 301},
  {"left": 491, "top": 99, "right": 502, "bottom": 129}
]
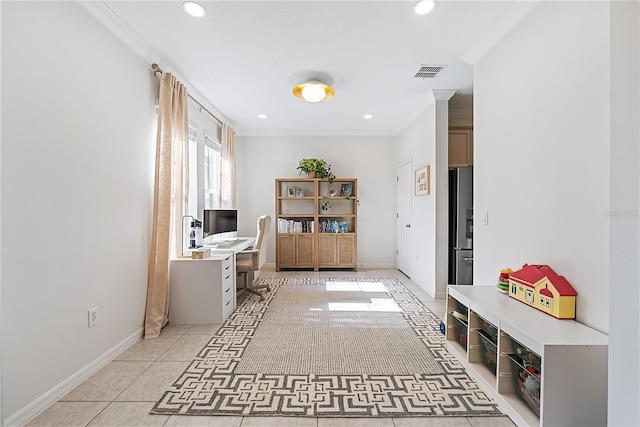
[
  {"left": 169, "top": 254, "right": 235, "bottom": 324},
  {"left": 446, "top": 285, "right": 608, "bottom": 427}
]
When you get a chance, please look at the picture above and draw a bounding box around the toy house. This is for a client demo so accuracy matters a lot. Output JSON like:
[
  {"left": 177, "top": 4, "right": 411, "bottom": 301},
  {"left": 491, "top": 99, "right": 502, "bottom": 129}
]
[{"left": 508, "top": 264, "right": 577, "bottom": 319}]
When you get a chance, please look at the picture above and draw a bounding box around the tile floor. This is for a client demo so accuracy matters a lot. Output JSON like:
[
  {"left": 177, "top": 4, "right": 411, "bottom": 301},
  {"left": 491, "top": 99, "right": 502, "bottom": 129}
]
[{"left": 27, "top": 268, "right": 516, "bottom": 427}]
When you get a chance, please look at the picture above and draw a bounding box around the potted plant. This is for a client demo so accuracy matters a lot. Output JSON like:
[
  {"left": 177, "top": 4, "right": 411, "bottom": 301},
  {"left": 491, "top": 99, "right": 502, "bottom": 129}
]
[
  {"left": 297, "top": 158, "right": 335, "bottom": 183},
  {"left": 320, "top": 197, "right": 331, "bottom": 212}
]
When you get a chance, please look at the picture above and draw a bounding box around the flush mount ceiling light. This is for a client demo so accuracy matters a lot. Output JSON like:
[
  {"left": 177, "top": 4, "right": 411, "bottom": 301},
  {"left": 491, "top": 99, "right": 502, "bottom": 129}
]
[
  {"left": 183, "top": 1, "right": 207, "bottom": 17},
  {"left": 292, "top": 81, "right": 335, "bottom": 103},
  {"left": 414, "top": 0, "right": 436, "bottom": 15}
]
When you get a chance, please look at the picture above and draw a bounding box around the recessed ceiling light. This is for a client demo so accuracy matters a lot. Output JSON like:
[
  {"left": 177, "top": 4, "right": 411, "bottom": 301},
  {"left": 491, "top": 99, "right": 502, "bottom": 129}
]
[
  {"left": 258, "top": 114, "right": 267, "bottom": 119},
  {"left": 183, "top": 1, "right": 206, "bottom": 17},
  {"left": 414, "top": 0, "right": 436, "bottom": 15},
  {"left": 363, "top": 114, "right": 373, "bottom": 119}
]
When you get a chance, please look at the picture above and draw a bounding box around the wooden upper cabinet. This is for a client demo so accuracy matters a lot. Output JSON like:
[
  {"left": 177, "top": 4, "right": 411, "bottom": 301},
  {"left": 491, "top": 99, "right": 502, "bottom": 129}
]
[{"left": 449, "top": 129, "right": 474, "bottom": 167}]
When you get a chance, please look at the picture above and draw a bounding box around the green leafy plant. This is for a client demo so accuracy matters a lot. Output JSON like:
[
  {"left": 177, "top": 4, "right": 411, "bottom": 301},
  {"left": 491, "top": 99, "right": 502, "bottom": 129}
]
[
  {"left": 297, "top": 158, "right": 335, "bottom": 183},
  {"left": 320, "top": 197, "right": 331, "bottom": 212},
  {"left": 345, "top": 194, "right": 360, "bottom": 206}
]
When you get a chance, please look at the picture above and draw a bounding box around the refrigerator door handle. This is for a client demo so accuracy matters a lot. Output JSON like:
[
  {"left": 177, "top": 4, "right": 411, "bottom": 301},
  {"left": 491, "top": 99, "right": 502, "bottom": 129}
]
[{"left": 462, "top": 257, "right": 473, "bottom": 262}]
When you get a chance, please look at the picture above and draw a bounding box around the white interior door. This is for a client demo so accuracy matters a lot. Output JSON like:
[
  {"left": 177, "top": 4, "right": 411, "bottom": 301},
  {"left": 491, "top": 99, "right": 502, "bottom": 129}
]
[{"left": 396, "top": 161, "right": 412, "bottom": 276}]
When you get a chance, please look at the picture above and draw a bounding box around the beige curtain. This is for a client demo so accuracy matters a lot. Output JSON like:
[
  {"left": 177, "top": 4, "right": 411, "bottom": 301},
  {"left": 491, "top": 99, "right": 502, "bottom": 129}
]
[
  {"left": 220, "top": 123, "right": 236, "bottom": 209},
  {"left": 144, "top": 72, "right": 189, "bottom": 339}
]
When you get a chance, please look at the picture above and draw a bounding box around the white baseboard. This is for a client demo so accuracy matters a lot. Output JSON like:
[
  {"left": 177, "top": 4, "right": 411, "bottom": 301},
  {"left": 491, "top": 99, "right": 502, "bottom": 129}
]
[
  {"left": 5, "top": 328, "right": 143, "bottom": 427},
  {"left": 263, "top": 262, "right": 398, "bottom": 270},
  {"left": 357, "top": 263, "right": 397, "bottom": 269}
]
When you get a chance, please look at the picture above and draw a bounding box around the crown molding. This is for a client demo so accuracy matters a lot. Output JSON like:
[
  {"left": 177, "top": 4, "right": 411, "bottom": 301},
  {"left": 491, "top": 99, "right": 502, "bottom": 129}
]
[
  {"left": 235, "top": 129, "right": 398, "bottom": 137},
  {"left": 76, "top": 0, "right": 156, "bottom": 62},
  {"left": 432, "top": 89, "right": 457, "bottom": 101},
  {"left": 461, "top": 0, "right": 539, "bottom": 65},
  {"left": 76, "top": 1, "right": 230, "bottom": 126}
]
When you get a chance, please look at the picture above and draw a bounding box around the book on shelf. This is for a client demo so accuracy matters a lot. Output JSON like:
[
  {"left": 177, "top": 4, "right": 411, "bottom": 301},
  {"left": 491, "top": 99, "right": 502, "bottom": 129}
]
[{"left": 278, "top": 218, "right": 314, "bottom": 233}]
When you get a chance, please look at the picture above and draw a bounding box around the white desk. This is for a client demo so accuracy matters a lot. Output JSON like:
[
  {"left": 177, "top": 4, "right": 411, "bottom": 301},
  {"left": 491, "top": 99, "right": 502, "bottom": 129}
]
[
  {"left": 170, "top": 238, "right": 255, "bottom": 324},
  {"left": 203, "top": 237, "right": 255, "bottom": 254},
  {"left": 205, "top": 237, "right": 256, "bottom": 285}
]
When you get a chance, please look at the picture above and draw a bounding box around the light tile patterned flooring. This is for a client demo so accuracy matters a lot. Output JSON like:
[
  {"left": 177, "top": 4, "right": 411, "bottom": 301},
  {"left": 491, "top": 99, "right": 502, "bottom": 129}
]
[{"left": 27, "top": 268, "right": 516, "bottom": 427}]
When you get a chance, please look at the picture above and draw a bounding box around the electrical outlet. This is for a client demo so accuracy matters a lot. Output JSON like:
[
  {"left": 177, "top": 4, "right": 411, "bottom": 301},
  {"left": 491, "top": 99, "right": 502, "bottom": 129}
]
[{"left": 88, "top": 307, "right": 98, "bottom": 328}]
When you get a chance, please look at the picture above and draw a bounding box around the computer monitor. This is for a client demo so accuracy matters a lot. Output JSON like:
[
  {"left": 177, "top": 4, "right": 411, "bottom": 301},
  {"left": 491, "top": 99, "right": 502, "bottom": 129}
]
[{"left": 203, "top": 209, "right": 238, "bottom": 238}]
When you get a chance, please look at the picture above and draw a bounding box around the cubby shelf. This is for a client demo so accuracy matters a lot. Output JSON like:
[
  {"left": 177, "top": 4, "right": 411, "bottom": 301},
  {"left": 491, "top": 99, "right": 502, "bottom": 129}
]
[{"left": 447, "top": 285, "right": 608, "bottom": 427}]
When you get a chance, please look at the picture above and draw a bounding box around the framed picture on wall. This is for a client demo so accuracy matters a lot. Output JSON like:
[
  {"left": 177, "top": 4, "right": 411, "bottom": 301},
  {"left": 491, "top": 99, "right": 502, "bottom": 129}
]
[{"left": 415, "top": 165, "right": 430, "bottom": 196}]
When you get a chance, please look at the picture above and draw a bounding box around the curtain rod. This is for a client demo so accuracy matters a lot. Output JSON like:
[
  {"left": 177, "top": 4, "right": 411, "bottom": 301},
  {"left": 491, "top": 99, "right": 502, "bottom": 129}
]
[{"left": 151, "top": 63, "right": 223, "bottom": 127}]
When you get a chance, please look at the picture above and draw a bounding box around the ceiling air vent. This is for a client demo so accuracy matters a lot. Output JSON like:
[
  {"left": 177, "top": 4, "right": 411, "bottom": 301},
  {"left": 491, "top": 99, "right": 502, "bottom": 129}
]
[{"left": 414, "top": 65, "right": 446, "bottom": 79}]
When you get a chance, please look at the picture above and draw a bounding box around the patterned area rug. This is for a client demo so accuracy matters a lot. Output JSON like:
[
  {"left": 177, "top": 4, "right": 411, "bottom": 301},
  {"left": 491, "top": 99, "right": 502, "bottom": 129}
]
[{"left": 151, "top": 277, "right": 502, "bottom": 417}]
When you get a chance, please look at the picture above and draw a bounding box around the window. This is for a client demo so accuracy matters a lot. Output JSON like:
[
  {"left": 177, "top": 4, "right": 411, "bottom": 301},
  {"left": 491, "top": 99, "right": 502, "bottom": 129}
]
[
  {"left": 204, "top": 134, "right": 221, "bottom": 209},
  {"left": 187, "top": 126, "right": 199, "bottom": 219},
  {"left": 185, "top": 99, "right": 224, "bottom": 249},
  {"left": 186, "top": 129, "right": 222, "bottom": 211}
]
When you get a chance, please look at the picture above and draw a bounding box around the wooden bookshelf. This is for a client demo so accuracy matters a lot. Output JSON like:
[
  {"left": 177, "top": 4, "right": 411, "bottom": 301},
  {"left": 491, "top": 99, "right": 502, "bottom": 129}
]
[{"left": 275, "top": 177, "right": 357, "bottom": 271}]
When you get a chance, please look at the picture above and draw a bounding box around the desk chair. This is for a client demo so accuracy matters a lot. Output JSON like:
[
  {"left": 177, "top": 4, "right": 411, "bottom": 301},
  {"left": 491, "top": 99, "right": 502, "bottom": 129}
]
[{"left": 236, "top": 215, "right": 271, "bottom": 300}]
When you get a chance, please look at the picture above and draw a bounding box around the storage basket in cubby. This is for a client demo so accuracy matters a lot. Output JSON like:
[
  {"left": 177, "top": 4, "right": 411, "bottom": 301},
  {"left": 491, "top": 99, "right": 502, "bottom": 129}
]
[
  {"left": 477, "top": 329, "right": 497, "bottom": 374},
  {"left": 452, "top": 315, "right": 468, "bottom": 349},
  {"left": 478, "top": 315, "right": 498, "bottom": 342},
  {"left": 508, "top": 354, "right": 541, "bottom": 416},
  {"left": 511, "top": 338, "right": 542, "bottom": 372},
  {"left": 455, "top": 300, "right": 468, "bottom": 315}
]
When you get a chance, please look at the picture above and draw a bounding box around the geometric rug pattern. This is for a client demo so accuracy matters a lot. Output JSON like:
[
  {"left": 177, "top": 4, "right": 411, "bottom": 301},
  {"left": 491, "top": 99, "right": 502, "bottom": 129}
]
[
  {"left": 236, "top": 281, "right": 446, "bottom": 375},
  {"left": 151, "top": 277, "right": 503, "bottom": 417}
]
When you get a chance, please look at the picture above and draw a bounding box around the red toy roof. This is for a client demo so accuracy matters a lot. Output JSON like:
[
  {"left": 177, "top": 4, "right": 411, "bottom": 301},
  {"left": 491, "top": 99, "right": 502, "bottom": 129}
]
[
  {"left": 509, "top": 264, "right": 577, "bottom": 296},
  {"left": 540, "top": 286, "right": 554, "bottom": 298}
]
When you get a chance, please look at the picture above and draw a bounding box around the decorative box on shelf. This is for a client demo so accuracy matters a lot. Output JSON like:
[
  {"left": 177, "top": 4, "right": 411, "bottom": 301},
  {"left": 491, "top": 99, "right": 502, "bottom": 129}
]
[{"left": 191, "top": 248, "right": 211, "bottom": 259}]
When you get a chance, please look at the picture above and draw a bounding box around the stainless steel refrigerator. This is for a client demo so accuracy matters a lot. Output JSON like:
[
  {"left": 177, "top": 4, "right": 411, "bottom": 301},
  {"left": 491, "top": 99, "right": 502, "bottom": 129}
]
[{"left": 448, "top": 167, "right": 473, "bottom": 285}]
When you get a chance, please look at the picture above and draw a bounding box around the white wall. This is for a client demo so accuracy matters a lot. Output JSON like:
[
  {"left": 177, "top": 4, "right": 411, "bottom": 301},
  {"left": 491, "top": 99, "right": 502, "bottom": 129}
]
[
  {"left": 3, "top": 0, "right": 632, "bottom": 424},
  {"left": 1, "top": 2, "right": 155, "bottom": 422},
  {"left": 474, "top": 1, "right": 610, "bottom": 333},
  {"left": 395, "top": 103, "right": 438, "bottom": 296},
  {"left": 235, "top": 135, "right": 397, "bottom": 268},
  {"left": 609, "top": 1, "right": 640, "bottom": 425}
]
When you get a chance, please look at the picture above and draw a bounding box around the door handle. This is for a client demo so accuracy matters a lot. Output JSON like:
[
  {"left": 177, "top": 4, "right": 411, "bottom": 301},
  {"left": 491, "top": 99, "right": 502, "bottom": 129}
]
[
  {"left": 405, "top": 224, "right": 411, "bottom": 228},
  {"left": 463, "top": 257, "right": 473, "bottom": 262}
]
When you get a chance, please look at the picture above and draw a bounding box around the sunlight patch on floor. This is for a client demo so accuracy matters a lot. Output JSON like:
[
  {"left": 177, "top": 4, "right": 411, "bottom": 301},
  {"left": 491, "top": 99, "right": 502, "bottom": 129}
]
[
  {"left": 325, "top": 280, "right": 388, "bottom": 293},
  {"left": 327, "top": 298, "right": 401, "bottom": 312}
]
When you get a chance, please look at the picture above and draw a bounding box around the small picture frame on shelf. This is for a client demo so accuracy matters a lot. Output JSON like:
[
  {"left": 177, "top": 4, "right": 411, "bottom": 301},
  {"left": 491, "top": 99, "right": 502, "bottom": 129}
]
[
  {"left": 287, "top": 186, "right": 295, "bottom": 197},
  {"left": 340, "top": 184, "right": 352, "bottom": 197},
  {"left": 296, "top": 188, "right": 304, "bottom": 197}
]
